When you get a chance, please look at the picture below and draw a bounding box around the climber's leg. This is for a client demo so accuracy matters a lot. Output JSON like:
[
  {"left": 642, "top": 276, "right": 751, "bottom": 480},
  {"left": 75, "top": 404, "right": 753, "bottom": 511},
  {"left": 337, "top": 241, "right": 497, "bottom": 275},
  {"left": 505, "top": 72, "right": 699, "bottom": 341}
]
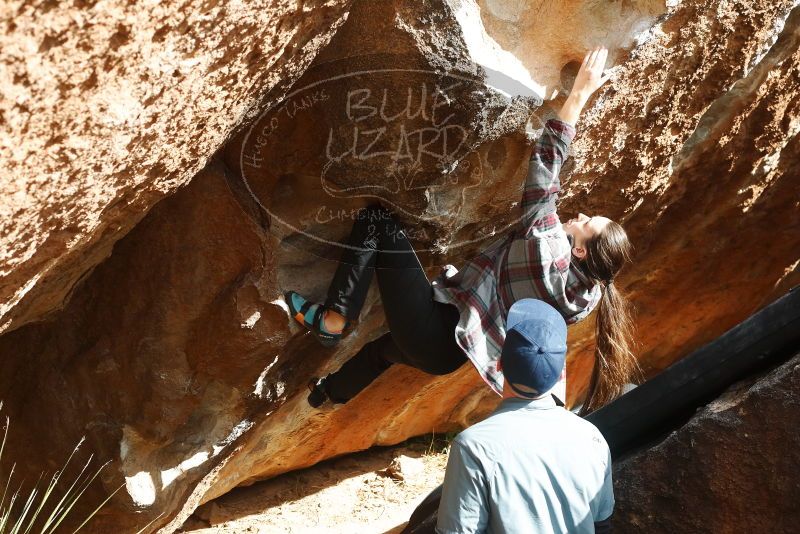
[
  {"left": 322, "top": 296, "right": 463, "bottom": 404},
  {"left": 323, "top": 204, "right": 397, "bottom": 321},
  {"left": 332, "top": 204, "right": 466, "bottom": 374},
  {"left": 319, "top": 207, "right": 465, "bottom": 404},
  {"left": 323, "top": 333, "right": 400, "bottom": 403},
  {"left": 289, "top": 204, "right": 396, "bottom": 345},
  {"left": 360, "top": 207, "right": 465, "bottom": 374},
  {"left": 309, "top": 205, "right": 465, "bottom": 406},
  {"left": 374, "top": 249, "right": 465, "bottom": 375}
]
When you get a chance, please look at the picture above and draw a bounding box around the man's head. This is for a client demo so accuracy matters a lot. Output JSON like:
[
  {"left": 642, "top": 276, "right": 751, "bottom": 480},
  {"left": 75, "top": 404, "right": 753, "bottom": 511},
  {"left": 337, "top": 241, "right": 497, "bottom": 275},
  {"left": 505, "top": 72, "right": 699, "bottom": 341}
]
[{"left": 499, "top": 299, "right": 568, "bottom": 399}]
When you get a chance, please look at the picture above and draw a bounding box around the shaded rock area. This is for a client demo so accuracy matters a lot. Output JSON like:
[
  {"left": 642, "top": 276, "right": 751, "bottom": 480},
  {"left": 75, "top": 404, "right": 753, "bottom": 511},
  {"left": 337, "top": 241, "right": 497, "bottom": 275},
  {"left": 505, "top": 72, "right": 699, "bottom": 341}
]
[
  {"left": 612, "top": 351, "right": 800, "bottom": 533},
  {"left": 1, "top": 0, "right": 799, "bottom": 532},
  {"left": 0, "top": 0, "right": 354, "bottom": 334}
]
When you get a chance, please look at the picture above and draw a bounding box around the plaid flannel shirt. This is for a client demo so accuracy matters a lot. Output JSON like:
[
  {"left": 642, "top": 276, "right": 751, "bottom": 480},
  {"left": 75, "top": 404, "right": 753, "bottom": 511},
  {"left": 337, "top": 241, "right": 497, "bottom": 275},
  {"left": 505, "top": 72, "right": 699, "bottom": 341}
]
[{"left": 432, "top": 119, "right": 601, "bottom": 396}]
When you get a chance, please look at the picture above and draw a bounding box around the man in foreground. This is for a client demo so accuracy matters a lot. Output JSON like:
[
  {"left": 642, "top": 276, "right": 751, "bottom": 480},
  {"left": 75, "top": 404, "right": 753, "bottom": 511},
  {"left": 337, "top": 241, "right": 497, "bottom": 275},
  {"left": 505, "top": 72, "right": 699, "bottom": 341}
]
[{"left": 436, "top": 299, "right": 615, "bottom": 534}]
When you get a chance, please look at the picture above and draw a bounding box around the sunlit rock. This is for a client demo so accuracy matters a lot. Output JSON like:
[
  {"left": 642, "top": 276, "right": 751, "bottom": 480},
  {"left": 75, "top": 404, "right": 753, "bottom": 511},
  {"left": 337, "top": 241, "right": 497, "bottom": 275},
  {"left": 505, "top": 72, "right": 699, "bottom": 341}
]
[{"left": 1, "top": 0, "right": 799, "bottom": 531}]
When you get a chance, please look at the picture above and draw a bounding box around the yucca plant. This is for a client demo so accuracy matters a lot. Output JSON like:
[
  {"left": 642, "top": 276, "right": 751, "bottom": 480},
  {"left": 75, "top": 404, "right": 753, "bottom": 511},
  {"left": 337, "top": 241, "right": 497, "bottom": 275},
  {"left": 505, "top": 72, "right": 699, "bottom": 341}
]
[{"left": 0, "top": 401, "right": 124, "bottom": 533}]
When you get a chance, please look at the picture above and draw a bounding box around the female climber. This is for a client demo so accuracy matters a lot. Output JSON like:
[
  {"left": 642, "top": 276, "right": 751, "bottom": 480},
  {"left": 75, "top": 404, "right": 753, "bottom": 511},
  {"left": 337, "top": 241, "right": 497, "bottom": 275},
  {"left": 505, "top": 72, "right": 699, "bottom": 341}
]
[{"left": 286, "top": 46, "right": 638, "bottom": 414}]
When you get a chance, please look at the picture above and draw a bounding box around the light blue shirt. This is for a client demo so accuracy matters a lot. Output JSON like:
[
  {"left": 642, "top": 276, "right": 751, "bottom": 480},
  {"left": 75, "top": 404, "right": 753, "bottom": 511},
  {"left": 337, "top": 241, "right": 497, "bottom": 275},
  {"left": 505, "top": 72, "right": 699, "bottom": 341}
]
[{"left": 436, "top": 395, "right": 614, "bottom": 534}]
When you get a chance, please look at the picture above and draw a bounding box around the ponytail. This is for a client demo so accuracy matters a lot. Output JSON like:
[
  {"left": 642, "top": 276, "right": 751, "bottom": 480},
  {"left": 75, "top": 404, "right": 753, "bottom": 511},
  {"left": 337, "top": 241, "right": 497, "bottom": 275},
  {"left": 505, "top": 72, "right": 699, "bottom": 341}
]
[{"left": 577, "top": 221, "right": 640, "bottom": 415}]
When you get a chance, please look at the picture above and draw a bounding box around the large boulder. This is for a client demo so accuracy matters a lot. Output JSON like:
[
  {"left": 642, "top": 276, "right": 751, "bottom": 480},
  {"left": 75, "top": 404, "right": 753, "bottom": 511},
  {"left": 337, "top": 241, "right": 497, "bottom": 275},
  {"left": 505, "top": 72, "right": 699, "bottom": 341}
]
[
  {"left": 0, "top": 0, "right": 354, "bottom": 334},
  {"left": 1, "top": 0, "right": 799, "bottom": 531},
  {"left": 612, "top": 351, "right": 800, "bottom": 533}
]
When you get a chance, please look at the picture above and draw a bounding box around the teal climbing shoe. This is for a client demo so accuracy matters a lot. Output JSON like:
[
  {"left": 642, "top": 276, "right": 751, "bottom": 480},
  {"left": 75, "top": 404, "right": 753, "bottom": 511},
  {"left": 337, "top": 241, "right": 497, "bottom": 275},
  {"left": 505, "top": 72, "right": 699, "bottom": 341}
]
[{"left": 285, "top": 291, "right": 346, "bottom": 348}]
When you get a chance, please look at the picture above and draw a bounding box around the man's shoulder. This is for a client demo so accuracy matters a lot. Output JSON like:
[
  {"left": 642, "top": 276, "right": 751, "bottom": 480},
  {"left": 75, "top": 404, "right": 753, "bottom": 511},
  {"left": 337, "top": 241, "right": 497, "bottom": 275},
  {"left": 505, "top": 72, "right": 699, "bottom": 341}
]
[
  {"left": 452, "top": 419, "right": 495, "bottom": 450},
  {"left": 554, "top": 409, "right": 609, "bottom": 446},
  {"left": 456, "top": 405, "right": 608, "bottom": 447},
  {"left": 452, "top": 411, "right": 517, "bottom": 456},
  {"left": 455, "top": 404, "right": 550, "bottom": 444}
]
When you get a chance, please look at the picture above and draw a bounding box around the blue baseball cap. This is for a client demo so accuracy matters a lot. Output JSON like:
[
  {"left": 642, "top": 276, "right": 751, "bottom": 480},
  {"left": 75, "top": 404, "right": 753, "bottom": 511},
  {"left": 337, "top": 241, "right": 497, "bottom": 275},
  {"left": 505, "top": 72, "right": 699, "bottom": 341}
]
[{"left": 502, "top": 299, "right": 568, "bottom": 398}]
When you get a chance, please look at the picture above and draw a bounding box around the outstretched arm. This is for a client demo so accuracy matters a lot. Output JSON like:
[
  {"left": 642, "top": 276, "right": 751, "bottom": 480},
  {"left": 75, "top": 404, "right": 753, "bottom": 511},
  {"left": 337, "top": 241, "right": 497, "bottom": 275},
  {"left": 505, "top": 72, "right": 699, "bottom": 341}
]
[
  {"left": 557, "top": 46, "right": 612, "bottom": 125},
  {"left": 521, "top": 47, "right": 612, "bottom": 230},
  {"left": 521, "top": 120, "right": 575, "bottom": 230}
]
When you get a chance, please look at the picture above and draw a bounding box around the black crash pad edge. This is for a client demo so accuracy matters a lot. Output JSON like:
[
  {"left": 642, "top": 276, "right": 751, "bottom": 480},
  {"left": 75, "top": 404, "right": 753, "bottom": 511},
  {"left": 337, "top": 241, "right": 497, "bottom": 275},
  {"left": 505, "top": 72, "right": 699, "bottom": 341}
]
[{"left": 587, "top": 286, "right": 800, "bottom": 457}]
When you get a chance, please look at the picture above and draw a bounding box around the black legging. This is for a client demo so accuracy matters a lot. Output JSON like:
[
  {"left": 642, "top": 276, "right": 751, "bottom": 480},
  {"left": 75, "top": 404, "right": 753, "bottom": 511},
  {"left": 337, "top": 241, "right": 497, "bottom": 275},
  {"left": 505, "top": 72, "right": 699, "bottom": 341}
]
[{"left": 322, "top": 204, "right": 466, "bottom": 403}]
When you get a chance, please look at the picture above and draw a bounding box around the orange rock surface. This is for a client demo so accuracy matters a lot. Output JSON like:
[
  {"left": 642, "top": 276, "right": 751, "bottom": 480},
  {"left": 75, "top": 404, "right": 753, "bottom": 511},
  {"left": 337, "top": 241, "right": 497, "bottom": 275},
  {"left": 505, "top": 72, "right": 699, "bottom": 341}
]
[
  {"left": 0, "top": 0, "right": 798, "bottom": 531},
  {"left": 0, "top": 0, "right": 353, "bottom": 334}
]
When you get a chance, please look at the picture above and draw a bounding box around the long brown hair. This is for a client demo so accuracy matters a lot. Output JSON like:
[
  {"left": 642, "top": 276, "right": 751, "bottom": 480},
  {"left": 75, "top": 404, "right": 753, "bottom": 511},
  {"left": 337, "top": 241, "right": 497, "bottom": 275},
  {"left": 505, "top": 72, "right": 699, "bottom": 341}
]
[{"left": 578, "top": 221, "right": 640, "bottom": 415}]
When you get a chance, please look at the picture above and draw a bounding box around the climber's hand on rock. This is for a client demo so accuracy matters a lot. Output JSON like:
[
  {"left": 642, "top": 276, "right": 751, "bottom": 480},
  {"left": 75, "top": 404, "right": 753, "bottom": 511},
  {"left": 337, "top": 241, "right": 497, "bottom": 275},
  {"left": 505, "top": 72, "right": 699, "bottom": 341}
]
[
  {"left": 556, "top": 46, "right": 612, "bottom": 126},
  {"left": 572, "top": 46, "right": 612, "bottom": 100}
]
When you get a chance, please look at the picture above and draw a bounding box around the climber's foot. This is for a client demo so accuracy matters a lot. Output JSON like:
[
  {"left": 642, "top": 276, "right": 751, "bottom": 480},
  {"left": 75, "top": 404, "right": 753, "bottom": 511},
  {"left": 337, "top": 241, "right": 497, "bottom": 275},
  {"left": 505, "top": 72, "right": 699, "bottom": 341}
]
[
  {"left": 307, "top": 376, "right": 330, "bottom": 409},
  {"left": 285, "top": 291, "right": 347, "bottom": 348}
]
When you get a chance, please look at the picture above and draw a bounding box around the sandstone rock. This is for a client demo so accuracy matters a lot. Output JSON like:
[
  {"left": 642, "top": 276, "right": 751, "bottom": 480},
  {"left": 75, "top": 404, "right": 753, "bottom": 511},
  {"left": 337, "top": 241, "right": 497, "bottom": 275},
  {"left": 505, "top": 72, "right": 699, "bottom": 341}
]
[
  {"left": 560, "top": 0, "right": 800, "bottom": 400},
  {"left": 0, "top": 0, "right": 799, "bottom": 532},
  {"left": 0, "top": 0, "right": 353, "bottom": 335},
  {"left": 612, "top": 352, "right": 800, "bottom": 533}
]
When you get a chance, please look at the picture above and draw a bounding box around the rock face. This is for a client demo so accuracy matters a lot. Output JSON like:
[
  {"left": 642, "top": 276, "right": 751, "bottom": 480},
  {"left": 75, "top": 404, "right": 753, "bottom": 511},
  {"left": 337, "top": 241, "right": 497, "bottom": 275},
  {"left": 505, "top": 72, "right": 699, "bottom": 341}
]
[
  {"left": 1, "top": 0, "right": 799, "bottom": 532},
  {"left": 0, "top": 0, "right": 354, "bottom": 334},
  {"left": 562, "top": 0, "right": 800, "bottom": 392},
  {"left": 612, "top": 352, "right": 800, "bottom": 533}
]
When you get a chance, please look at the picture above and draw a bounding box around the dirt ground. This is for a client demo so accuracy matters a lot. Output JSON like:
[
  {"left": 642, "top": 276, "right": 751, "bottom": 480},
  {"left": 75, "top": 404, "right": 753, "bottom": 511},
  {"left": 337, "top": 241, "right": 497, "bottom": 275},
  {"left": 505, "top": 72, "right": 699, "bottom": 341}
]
[{"left": 179, "top": 434, "right": 452, "bottom": 534}]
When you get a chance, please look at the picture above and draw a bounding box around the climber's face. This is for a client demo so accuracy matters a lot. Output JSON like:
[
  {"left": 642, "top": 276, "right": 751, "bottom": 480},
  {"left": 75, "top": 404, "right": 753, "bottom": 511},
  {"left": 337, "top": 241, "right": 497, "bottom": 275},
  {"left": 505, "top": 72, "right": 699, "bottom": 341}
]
[{"left": 562, "top": 213, "right": 611, "bottom": 260}]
